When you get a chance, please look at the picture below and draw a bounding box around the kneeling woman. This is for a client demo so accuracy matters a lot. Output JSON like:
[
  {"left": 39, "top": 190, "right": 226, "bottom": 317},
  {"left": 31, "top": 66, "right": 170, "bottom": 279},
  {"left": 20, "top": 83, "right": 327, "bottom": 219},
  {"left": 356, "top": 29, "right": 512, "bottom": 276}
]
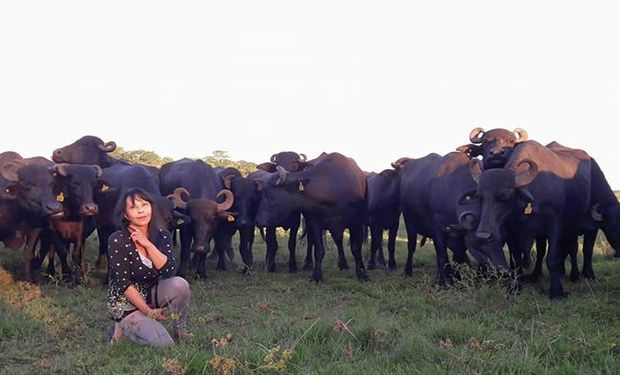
[{"left": 107, "top": 187, "right": 191, "bottom": 346}]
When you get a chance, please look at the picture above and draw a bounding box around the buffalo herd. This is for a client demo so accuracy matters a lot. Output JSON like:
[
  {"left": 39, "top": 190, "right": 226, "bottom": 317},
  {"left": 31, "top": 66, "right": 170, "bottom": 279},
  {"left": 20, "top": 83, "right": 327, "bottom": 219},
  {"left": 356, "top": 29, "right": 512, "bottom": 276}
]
[{"left": 1, "top": 129, "right": 619, "bottom": 299}]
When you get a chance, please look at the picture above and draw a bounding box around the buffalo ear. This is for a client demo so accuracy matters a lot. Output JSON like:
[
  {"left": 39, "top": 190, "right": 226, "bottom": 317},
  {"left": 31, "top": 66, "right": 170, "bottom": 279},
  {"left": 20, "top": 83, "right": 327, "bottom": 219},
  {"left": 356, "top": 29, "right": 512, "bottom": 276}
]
[
  {"left": 254, "top": 179, "right": 265, "bottom": 192},
  {"left": 469, "top": 158, "right": 483, "bottom": 184},
  {"left": 0, "top": 161, "right": 23, "bottom": 182},
  {"left": 256, "top": 162, "right": 276, "bottom": 172},
  {"left": 456, "top": 144, "right": 482, "bottom": 157},
  {"left": 223, "top": 175, "right": 234, "bottom": 190}
]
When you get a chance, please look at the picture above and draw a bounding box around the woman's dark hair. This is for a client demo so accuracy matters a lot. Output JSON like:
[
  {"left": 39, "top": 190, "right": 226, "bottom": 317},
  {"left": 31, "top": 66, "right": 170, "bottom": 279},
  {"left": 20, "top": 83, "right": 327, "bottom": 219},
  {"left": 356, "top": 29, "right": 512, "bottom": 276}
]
[{"left": 112, "top": 187, "right": 163, "bottom": 240}]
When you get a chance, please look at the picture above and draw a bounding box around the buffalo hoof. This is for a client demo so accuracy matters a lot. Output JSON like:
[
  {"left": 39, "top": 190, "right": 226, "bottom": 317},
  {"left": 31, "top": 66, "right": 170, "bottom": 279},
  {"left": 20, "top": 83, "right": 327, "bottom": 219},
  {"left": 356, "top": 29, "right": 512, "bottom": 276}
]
[
  {"left": 338, "top": 261, "right": 350, "bottom": 271},
  {"left": 403, "top": 266, "right": 413, "bottom": 277},
  {"left": 569, "top": 270, "right": 580, "bottom": 282},
  {"left": 302, "top": 262, "right": 313, "bottom": 271},
  {"left": 549, "top": 289, "right": 568, "bottom": 300},
  {"left": 356, "top": 271, "right": 371, "bottom": 282},
  {"left": 310, "top": 271, "right": 323, "bottom": 284},
  {"left": 195, "top": 273, "right": 208, "bottom": 281},
  {"left": 95, "top": 256, "right": 108, "bottom": 271},
  {"left": 388, "top": 261, "right": 397, "bottom": 270},
  {"left": 523, "top": 272, "right": 542, "bottom": 283},
  {"left": 582, "top": 269, "right": 596, "bottom": 281}
]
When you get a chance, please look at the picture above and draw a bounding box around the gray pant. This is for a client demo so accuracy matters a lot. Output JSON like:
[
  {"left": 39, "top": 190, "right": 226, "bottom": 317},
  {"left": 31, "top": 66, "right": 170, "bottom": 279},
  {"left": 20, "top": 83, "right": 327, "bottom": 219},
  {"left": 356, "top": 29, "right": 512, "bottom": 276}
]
[{"left": 116, "top": 276, "right": 191, "bottom": 347}]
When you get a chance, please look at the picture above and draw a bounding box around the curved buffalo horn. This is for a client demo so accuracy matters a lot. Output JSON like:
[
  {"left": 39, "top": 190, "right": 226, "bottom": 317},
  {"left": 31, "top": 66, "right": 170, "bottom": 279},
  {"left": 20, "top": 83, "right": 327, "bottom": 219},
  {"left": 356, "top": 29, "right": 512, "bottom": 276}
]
[
  {"left": 469, "top": 127, "right": 485, "bottom": 144},
  {"left": 92, "top": 165, "right": 103, "bottom": 177},
  {"left": 298, "top": 153, "right": 307, "bottom": 162},
  {"left": 98, "top": 141, "right": 117, "bottom": 153},
  {"left": 168, "top": 187, "right": 190, "bottom": 210},
  {"left": 513, "top": 159, "right": 538, "bottom": 188},
  {"left": 513, "top": 128, "right": 528, "bottom": 143},
  {"left": 216, "top": 189, "right": 234, "bottom": 212},
  {"left": 391, "top": 157, "right": 410, "bottom": 170},
  {"left": 54, "top": 163, "right": 71, "bottom": 177},
  {"left": 223, "top": 175, "right": 234, "bottom": 190},
  {"left": 469, "top": 158, "right": 483, "bottom": 184},
  {"left": 591, "top": 203, "right": 603, "bottom": 222},
  {"left": 276, "top": 165, "right": 288, "bottom": 185},
  {"left": 270, "top": 153, "right": 278, "bottom": 163}
]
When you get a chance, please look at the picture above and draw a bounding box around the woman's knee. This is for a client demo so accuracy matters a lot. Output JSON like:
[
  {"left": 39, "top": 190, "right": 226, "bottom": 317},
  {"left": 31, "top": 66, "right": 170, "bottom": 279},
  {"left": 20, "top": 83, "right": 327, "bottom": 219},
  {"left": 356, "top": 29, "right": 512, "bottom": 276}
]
[{"left": 170, "top": 276, "right": 191, "bottom": 298}]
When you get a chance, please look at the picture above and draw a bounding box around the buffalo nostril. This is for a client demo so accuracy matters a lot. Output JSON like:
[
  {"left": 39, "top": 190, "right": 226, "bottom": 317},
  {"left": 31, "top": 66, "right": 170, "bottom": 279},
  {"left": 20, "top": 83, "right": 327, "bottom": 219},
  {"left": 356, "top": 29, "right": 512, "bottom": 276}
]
[{"left": 475, "top": 231, "right": 493, "bottom": 242}]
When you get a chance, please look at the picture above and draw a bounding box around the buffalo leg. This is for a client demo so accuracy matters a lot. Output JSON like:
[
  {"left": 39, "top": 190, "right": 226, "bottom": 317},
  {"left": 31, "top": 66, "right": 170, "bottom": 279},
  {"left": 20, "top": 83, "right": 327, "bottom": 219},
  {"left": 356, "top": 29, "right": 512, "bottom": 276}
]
[
  {"left": 238, "top": 226, "right": 254, "bottom": 273},
  {"left": 330, "top": 229, "right": 349, "bottom": 270},
  {"left": 287, "top": 224, "right": 299, "bottom": 273},
  {"left": 562, "top": 233, "right": 580, "bottom": 282},
  {"left": 303, "top": 234, "right": 314, "bottom": 271},
  {"left": 546, "top": 228, "right": 566, "bottom": 299},
  {"left": 196, "top": 253, "right": 207, "bottom": 280},
  {"left": 403, "top": 216, "right": 417, "bottom": 277},
  {"left": 349, "top": 224, "right": 370, "bottom": 281},
  {"left": 265, "top": 227, "right": 278, "bottom": 272},
  {"left": 177, "top": 226, "right": 193, "bottom": 278},
  {"left": 526, "top": 236, "right": 546, "bottom": 283},
  {"left": 368, "top": 224, "right": 382, "bottom": 270},
  {"left": 387, "top": 224, "right": 398, "bottom": 270},
  {"left": 433, "top": 233, "right": 452, "bottom": 286},
  {"left": 306, "top": 216, "right": 325, "bottom": 283},
  {"left": 581, "top": 230, "right": 596, "bottom": 280}
]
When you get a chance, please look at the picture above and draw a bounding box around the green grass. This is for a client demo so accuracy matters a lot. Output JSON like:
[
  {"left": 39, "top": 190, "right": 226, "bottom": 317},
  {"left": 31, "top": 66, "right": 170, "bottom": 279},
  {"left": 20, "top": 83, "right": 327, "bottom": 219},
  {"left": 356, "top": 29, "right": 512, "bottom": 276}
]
[{"left": 1, "top": 230, "right": 620, "bottom": 374}]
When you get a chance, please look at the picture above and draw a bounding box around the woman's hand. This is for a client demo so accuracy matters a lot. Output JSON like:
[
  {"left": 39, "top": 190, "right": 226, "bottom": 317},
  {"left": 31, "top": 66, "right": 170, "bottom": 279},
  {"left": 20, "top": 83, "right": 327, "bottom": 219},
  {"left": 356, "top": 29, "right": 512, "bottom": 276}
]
[
  {"left": 128, "top": 225, "right": 154, "bottom": 249},
  {"left": 147, "top": 307, "right": 168, "bottom": 321}
]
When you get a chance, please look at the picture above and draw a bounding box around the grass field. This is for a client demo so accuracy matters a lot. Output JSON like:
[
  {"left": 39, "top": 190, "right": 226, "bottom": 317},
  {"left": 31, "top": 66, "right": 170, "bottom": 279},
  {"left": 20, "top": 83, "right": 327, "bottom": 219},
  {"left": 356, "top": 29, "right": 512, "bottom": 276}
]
[{"left": 1, "top": 228, "right": 620, "bottom": 374}]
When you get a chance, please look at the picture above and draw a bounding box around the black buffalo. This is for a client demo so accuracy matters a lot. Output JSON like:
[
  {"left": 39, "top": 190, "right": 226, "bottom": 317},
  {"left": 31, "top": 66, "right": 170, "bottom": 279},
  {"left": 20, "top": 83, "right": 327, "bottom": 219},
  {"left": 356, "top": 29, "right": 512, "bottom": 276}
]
[
  {"left": 458, "top": 127, "right": 528, "bottom": 169},
  {"left": 366, "top": 169, "right": 400, "bottom": 270},
  {"left": 397, "top": 152, "right": 501, "bottom": 286},
  {"left": 160, "top": 159, "right": 234, "bottom": 279},
  {"left": 214, "top": 167, "right": 260, "bottom": 272},
  {"left": 0, "top": 156, "right": 65, "bottom": 281},
  {"left": 467, "top": 140, "right": 595, "bottom": 298},
  {"left": 255, "top": 152, "right": 369, "bottom": 282}
]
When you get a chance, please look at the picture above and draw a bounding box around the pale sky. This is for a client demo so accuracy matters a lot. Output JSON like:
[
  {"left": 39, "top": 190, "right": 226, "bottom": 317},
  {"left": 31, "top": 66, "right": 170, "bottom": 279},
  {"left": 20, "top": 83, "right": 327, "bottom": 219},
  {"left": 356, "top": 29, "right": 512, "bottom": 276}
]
[{"left": 1, "top": 2, "right": 619, "bottom": 187}]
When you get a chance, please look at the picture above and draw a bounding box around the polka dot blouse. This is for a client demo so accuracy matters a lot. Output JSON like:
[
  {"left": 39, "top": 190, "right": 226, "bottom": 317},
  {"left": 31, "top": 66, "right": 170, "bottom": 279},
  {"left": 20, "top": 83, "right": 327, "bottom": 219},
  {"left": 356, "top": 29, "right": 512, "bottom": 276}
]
[{"left": 106, "top": 228, "right": 176, "bottom": 321}]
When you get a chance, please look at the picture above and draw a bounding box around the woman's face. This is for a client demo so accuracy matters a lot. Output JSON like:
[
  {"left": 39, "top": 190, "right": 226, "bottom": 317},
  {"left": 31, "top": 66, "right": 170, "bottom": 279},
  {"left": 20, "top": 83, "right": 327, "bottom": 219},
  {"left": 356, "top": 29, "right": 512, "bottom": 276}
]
[{"left": 124, "top": 195, "right": 152, "bottom": 227}]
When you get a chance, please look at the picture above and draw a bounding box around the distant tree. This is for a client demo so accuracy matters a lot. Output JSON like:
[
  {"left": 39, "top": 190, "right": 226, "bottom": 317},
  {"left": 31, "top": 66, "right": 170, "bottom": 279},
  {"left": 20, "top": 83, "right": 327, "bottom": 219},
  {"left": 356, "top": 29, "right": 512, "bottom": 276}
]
[
  {"left": 111, "top": 147, "right": 172, "bottom": 167},
  {"left": 202, "top": 150, "right": 257, "bottom": 177}
]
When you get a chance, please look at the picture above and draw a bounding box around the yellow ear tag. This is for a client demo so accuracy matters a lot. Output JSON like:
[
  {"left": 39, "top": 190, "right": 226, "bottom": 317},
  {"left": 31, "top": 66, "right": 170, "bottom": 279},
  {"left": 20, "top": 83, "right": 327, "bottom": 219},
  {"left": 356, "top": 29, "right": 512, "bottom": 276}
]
[
  {"left": 298, "top": 181, "right": 304, "bottom": 191},
  {"left": 100, "top": 184, "right": 109, "bottom": 192},
  {"left": 227, "top": 215, "right": 235, "bottom": 222},
  {"left": 56, "top": 192, "right": 65, "bottom": 202},
  {"left": 524, "top": 203, "right": 533, "bottom": 215}
]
